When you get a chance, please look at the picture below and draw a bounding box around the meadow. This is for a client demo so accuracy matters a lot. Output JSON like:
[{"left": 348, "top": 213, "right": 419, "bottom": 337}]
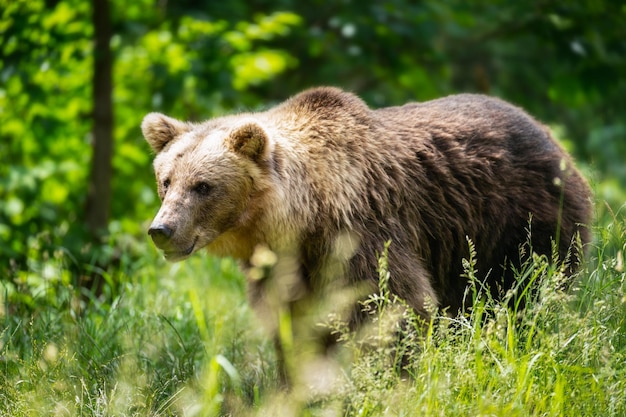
[{"left": 1, "top": 205, "right": 624, "bottom": 417}]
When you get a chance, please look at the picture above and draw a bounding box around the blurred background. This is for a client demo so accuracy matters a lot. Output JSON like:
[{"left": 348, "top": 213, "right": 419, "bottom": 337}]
[{"left": 1, "top": 0, "right": 625, "bottom": 289}]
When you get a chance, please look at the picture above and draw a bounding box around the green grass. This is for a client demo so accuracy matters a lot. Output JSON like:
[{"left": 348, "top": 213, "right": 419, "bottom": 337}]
[{"left": 1, "top": 212, "right": 625, "bottom": 416}]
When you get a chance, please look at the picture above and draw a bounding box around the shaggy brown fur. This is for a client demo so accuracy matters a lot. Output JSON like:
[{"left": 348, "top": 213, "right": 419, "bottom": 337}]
[{"left": 142, "top": 86, "right": 592, "bottom": 337}]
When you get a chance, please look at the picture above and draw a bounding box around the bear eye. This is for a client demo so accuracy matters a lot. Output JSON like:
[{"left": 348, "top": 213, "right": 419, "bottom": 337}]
[
  {"left": 162, "top": 178, "right": 171, "bottom": 190},
  {"left": 192, "top": 181, "right": 212, "bottom": 196}
]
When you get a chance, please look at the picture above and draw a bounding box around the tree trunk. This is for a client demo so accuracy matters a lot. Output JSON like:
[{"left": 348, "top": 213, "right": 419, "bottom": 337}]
[{"left": 85, "top": 0, "right": 113, "bottom": 235}]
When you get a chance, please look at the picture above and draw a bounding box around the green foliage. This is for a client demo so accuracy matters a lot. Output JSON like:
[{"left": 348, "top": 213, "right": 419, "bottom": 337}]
[{"left": 1, "top": 0, "right": 92, "bottom": 266}]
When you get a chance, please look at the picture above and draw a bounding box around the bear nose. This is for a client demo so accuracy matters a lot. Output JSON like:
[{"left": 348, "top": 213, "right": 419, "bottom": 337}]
[{"left": 148, "top": 224, "right": 174, "bottom": 246}]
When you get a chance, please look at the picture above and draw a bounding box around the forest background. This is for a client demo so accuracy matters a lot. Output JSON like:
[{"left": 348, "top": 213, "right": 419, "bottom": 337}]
[
  {"left": 0, "top": 0, "right": 625, "bottom": 415},
  {"left": 1, "top": 0, "right": 625, "bottom": 279}
]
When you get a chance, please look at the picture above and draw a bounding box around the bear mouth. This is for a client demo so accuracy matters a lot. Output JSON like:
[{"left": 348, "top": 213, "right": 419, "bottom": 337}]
[{"left": 163, "top": 236, "right": 198, "bottom": 261}]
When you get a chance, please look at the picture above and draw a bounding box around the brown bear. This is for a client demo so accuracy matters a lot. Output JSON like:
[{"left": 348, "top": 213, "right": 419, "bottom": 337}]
[{"left": 142, "top": 86, "right": 591, "bottom": 351}]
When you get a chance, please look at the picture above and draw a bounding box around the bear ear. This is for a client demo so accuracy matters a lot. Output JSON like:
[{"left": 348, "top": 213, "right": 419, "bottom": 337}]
[
  {"left": 141, "top": 113, "right": 190, "bottom": 153},
  {"left": 226, "top": 122, "right": 269, "bottom": 162}
]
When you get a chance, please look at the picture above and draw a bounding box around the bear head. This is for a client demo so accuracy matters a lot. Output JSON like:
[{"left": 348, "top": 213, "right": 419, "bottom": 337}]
[{"left": 141, "top": 112, "right": 273, "bottom": 261}]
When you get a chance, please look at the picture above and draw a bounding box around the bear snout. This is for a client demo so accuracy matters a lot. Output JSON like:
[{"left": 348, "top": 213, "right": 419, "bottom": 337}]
[{"left": 148, "top": 223, "right": 174, "bottom": 247}]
